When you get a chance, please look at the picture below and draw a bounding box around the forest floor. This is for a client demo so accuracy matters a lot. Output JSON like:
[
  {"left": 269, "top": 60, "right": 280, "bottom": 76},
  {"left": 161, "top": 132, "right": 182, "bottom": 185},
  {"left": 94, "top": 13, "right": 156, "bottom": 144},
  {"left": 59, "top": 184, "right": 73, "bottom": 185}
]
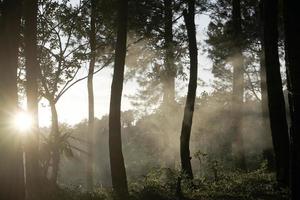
[{"left": 52, "top": 164, "right": 289, "bottom": 200}]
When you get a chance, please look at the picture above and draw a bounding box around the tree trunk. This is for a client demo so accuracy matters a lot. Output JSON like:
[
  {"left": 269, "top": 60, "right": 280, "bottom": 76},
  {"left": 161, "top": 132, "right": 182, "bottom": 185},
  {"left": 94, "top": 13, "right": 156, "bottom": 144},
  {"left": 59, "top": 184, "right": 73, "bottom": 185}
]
[
  {"left": 0, "top": 0, "right": 25, "bottom": 199},
  {"left": 262, "top": 0, "right": 290, "bottom": 187},
  {"left": 258, "top": 2, "right": 274, "bottom": 171},
  {"left": 259, "top": 46, "right": 275, "bottom": 169},
  {"left": 86, "top": 0, "right": 96, "bottom": 191},
  {"left": 162, "top": 0, "right": 176, "bottom": 106},
  {"left": 180, "top": 0, "right": 197, "bottom": 180},
  {"left": 231, "top": 0, "right": 246, "bottom": 169},
  {"left": 283, "top": 1, "right": 300, "bottom": 198},
  {"left": 24, "top": 0, "right": 45, "bottom": 199},
  {"left": 108, "top": 0, "right": 129, "bottom": 197},
  {"left": 49, "top": 101, "right": 60, "bottom": 185}
]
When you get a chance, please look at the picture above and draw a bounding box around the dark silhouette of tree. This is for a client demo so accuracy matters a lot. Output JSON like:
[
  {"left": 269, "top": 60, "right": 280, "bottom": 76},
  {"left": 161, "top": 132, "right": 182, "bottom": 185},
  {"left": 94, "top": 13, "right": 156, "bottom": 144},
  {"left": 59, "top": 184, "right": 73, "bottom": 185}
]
[
  {"left": 180, "top": 0, "right": 198, "bottom": 179},
  {"left": 108, "top": 0, "right": 129, "bottom": 197},
  {"left": 23, "top": 0, "right": 45, "bottom": 198},
  {"left": 36, "top": 1, "right": 115, "bottom": 184},
  {"left": 206, "top": 0, "right": 261, "bottom": 98},
  {"left": 205, "top": 0, "right": 263, "bottom": 168},
  {"left": 283, "top": 0, "right": 300, "bottom": 198},
  {"left": 124, "top": 0, "right": 188, "bottom": 168},
  {"left": 125, "top": 0, "right": 187, "bottom": 111},
  {"left": 87, "top": 0, "right": 96, "bottom": 191},
  {"left": 257, "top": 0, "right": 275, "bottom": 171},
  {"left": 261, "top": 0, "right": 290, "bottom": 187},
  {"left": 0, "top": 0, "right": 25, "bottom": 199},
  {"left": 37, "top": 1, "right": 87, "bottom": 183}
]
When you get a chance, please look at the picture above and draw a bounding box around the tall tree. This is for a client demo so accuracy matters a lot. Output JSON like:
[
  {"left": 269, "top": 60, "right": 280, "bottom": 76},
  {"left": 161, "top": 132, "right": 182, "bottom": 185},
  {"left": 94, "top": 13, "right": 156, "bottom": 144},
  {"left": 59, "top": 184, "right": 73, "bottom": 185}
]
[
  {"left": 230, "top": 0, "right": 246, "bottom": 169},
  {"left": 180, "top": 0, "right": 197, "bottom": 179},
  {"left": 125, "top": 0, "right": 187, "bottom": 112},
  {"left": 37, "top": 1, "right": 87, "bottom": 183},
  {"left": 258, "top": 0, "right": 274, "bottom": 170},
  {"left": 205, "top": 0, "right": 263, "bottom": 167},
  {"left": 87, "top": 0, "right": 96, "bottom": 191},
  {"left": 261, "top": 0, "right": 290, "bottom": 186},
  {"left": 23, "top": 0, "right": 44, "bottom": 198},
  {"left": 0, "top": 0, "right": 25, "bottom": 199},
  {"left": 162, "top": 0, "right": 176, "bottom": 106},
  {"left": 283, "top": 0, "right": 300, "bottom": 198},
  {"left": 108, "top": 0, "right": 129, "bottom": 197}
]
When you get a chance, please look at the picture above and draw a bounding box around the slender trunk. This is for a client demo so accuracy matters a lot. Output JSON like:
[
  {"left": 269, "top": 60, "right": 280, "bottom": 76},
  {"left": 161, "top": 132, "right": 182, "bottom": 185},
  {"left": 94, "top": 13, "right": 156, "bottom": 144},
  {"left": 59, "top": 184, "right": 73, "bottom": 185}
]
[
  {"left": 0, "top": 0, "right": 25, "bottom": 199},
  {"left": 163, "top": 0, "right": 176, "bottom": 106},
  {"left": 262, "top": 0, "right": 290, "bottom": 186},
  {"left": 180, "top": 0, "right": 197, "bottom": 179},
  {"left": 231, "top": 0, "right": 246, "bottom": 169},
  {"left": 86, "top": 0, "right": 96, "bottom": 191},
  {"left": 49, "top": 101, "right": 60, "bottom": 185},
  {"left": 24, "top": 0, "right": 44, "bottom": 199},
  {"left": 108, "top": 0, "right": 129, "bottom": 197},
  {"left": 283, "top": 1, "right": 300, "bottom": 198}
]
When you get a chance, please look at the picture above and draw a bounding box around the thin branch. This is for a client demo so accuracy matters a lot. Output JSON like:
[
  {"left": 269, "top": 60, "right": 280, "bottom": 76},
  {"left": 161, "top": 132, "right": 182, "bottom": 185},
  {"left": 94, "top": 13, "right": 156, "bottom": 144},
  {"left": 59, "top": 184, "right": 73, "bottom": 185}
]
[
  {"left": 69, "top": 144, "right": 89, "bottom": 155},
  {"left": 56, "top": 67, "right": 81, "bottom": 100},
  {"left": 55, "top": 35, "right": 145, "bottom": 101},
  {"left": 69, "top": 135, "right": 90, "bottom": 145},
  {"left": 244, "top": 68, "right": 261, "bottom": 101},
  {"left": 55, "top": 55, "right": 114, "bottom": 101},
  {"left": 39, "top": 64, "right": 52, "bottom": 100}
]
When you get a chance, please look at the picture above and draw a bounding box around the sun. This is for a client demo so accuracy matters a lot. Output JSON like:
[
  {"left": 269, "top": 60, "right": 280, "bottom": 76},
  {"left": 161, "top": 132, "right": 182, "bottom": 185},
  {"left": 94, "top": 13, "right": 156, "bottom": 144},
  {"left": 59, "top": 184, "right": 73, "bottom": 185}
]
[{"left": 14, "top": 112, "right": 33, "bottom": 132}]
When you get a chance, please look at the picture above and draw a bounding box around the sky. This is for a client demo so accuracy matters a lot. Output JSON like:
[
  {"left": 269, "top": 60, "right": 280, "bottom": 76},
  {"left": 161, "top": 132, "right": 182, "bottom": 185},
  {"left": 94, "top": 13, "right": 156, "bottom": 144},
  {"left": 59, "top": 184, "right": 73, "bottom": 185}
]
[{"left": 37, "top": 12, "right": 213, "bottom": 127}]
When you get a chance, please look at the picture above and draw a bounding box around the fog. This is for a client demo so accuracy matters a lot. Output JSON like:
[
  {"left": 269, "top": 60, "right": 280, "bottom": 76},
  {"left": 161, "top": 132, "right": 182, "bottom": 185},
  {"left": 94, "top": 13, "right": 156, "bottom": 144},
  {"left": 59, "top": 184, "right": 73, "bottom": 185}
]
[{"left": 52, "top": 87, "right": 273, "bottom": 189}]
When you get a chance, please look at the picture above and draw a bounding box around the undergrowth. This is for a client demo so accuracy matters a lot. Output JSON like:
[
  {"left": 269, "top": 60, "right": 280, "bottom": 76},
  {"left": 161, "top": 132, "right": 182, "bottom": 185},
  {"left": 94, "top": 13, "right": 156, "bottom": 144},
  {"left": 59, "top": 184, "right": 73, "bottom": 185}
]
[{"left": 53, "top": 163, "right": 289, "bottom": 200}]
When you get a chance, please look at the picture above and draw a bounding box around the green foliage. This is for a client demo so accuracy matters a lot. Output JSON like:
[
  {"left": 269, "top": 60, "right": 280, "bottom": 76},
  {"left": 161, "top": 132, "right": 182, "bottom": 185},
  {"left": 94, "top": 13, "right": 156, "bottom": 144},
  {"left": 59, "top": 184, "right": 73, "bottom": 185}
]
[
  {"left": 125, "top": 0, "right": 190, "bottom": 110},
  {"left": 58, "top": 90, "right": 272, "bottom": 186},
  {"left": 49, "top": 187, "right": 110, "bottom": 200},
  {"left": 205, "top": 0, "right": 263, "bottom": 99},
  {"left": 53, "top": 166, "right": 288, "bottom": 200},
  {"left": 130, "top": 166, "right": 289, "bottom": 200},
  {"left": 37, "top": 0, "right": 87, "bottom": 101},
  {"left": 39, "top": 129, "right": 76, "bottom": 177},
  {"left": 189, "top": 166, "right": 289, "bottom": 200},
  {"left": 129, "top": 168, "right": 181, "bottom": 200}
]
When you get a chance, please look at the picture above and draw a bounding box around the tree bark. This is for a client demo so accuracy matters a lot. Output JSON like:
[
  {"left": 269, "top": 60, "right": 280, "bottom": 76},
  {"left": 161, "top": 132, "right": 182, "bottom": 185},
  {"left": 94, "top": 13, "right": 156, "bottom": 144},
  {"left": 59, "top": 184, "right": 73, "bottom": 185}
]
[
  {"left": 86, "top": 0, "right": 96, "bottom": 191},
  {"left": 0, "top": 0, "right": 25, "bottom": 199},
  {"left": 108, "top": 0, "right": 129, "bottom": 197},
  {"left": 262, "top": 0, "right": 290, "bottom": 186},
  {"left": 231, "top": 0, "right": 246, "bottom": 169},
  {"left": 258, "top": 1, "right": 274, "bottom": 171},
  {"left": 49, "top": 100, "right": 60, "bottom": 185},
  {"left": 180, "top": 0, "right": 197, "bottom": 180},
  {"left": 283, "top": 0, "right": 300, "bottom": 198},
  {"left": 24, "top": 0, "right": 45, "bottom": 199}
]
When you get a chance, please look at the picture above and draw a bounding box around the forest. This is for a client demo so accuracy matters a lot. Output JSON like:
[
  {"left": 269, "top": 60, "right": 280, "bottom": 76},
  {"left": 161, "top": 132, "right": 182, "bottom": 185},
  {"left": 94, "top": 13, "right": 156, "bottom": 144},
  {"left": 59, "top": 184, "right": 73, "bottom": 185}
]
[{"left": 0, "top": 0, "right": 299, "bottom": 199}]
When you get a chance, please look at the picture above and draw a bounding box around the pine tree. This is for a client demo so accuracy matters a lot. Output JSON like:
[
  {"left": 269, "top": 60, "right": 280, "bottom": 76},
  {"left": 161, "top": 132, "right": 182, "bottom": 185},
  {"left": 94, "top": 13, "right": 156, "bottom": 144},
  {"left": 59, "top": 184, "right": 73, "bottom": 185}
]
[
  {"left": 262, "top": 0, "right": 290, "bottom": 186},
  {"left": 109, "top": 0, "right": 129, "bottom": 197}
]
